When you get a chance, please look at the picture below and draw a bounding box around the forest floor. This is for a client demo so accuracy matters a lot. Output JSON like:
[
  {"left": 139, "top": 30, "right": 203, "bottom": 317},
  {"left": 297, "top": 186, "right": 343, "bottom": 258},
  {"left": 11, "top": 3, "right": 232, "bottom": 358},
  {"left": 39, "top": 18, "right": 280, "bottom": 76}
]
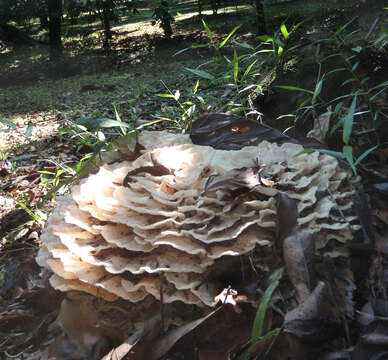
[{"left": 0, "top": 1, "right": 387, "bottom": 359}]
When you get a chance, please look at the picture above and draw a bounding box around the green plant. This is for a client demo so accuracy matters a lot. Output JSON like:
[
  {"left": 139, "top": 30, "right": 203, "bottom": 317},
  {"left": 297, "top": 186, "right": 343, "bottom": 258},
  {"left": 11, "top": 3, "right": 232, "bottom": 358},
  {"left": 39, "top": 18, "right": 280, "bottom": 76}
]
[
  {"left": 175, "top": 20, "right": 241, "bottom": 60},
  {"left": 156, "top": 79, "right": 207, "bottom": 130},
  {"left": 238, "top": 268, "right": 283, "bottom": 360},
  {"left": 176, "top": 21, "right": 264, "bottom": 116},
  {"left": 283, "top": 21, "right": 388, "bottom": 175}
]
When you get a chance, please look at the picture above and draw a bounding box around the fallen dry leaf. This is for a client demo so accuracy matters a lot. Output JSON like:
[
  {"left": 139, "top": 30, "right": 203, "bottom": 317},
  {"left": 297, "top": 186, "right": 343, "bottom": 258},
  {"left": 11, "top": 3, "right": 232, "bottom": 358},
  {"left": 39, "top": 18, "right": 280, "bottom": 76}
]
[
  {"left": 102, "top": 315, "right": 162, "bottom": 360},
  {"left": 284, "top": 281, "right": 339, "bottom": 343},
  {"left": 283, "top": 230, "right": 315, "bottom": 303},
  {"left": 306, "top": 106, "right": 331, "bottom": 143},
  {"left": 202, "top": 161, "right": 270, "bottom": 194},
  {"left": 190, "top": 113, "right": 298, "bottom": 150},
  {"left": 276, "top": 192, "right": 298, "bottom": 242}
]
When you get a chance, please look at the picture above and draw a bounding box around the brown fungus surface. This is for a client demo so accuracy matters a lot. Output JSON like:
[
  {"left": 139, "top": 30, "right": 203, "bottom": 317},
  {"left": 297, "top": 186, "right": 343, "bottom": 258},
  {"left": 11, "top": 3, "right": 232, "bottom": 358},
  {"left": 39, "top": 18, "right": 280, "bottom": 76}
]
[{"left": 37, "top": 131, "right": 357, "bottom": 307}]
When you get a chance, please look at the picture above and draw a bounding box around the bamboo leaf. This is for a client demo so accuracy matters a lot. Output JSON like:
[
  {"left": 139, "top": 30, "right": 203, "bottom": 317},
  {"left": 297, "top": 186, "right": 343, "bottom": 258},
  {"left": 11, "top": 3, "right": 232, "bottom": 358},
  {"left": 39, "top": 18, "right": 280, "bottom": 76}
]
[
  {"left": 257, "top": 35, "right": 273, "bottom": 42},
  {"left": 251, "top": 268, "right": 283, "bottom": 344},
  {"left": 343, "top": 145, "right": 356, "bottom": 174},
  {"left": 157, "top": 93, "right": 175, "bottom": 98},
  {"left": 0, "top": 118, "right": 17, "bottom": 129},
  {"left": 280, "top": 23, "right": 289, "bottom": 39},
  {"left": 295, "top": 148, "right": 346, "bottom": 159},
  {"left": 335, "top": 17, "right": 357, "bottom": 36},
  {"left": 312, "top": 78, "right": 323, "bottom": 105},
  {"left": 342, "top": 94, "right": 358, "bottom": 145},
  {"left": 185, "top": 68, "right": 215, "bottom": 80},
  {"left": 202, "top": 20, "right": 213, "bottom": 43},
  {"left": 241, "top": 59, "right": 258, "bottom": 81},
  {"left": 233, "top": 50, "right": 239, "bottom": 84},
  {"left": 233, "top": 41, "right": 254, "bottom": 49},
  {"left": 25, "top": 122, "right": 33, "bottom": 138},
  {"left": 276, "top": 85, "right": 314, "bottom": 95},
  {"left": 354, "top": 145, "right": 378, "bottom": 166},
  {"left": 219, "top": 25, "right": 241, "bottom": 48}
]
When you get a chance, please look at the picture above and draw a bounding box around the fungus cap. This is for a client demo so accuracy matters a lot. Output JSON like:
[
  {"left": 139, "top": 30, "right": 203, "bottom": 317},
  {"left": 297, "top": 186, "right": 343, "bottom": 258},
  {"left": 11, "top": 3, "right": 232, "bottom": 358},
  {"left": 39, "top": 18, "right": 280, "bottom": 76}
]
[{"left": 37, "top": 131, "right": 357, "bottom": 307}]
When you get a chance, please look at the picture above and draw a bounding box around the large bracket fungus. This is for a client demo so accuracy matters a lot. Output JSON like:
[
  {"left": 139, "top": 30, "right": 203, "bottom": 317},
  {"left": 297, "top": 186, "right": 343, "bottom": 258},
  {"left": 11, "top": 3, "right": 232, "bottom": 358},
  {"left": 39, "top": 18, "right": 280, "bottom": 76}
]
[{"left": 37, "top": 131, "right": 357, "bottom": 307}]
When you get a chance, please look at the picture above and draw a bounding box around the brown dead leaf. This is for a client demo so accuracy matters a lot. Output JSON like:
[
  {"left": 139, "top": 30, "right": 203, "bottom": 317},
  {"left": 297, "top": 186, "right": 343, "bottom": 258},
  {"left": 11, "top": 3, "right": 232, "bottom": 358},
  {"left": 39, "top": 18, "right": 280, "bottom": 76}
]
[
  {"left": 373, "top": 183, "right": 388, "bottom": 196},
  {"left": 101, "top": 315, "right": 163, "bottom": 360},
  {"left": 283, "top": 230, "right": 315, "bottom": 303},
  {"left": 51, "top": 296, "right": 108, "bottom": 358},
  {"left": 352, "top": 321, "right": 388, "bottom": 360},
  {"left": 150, "top": 308, "right": 222, "bottom": 360},
  {"left": 202, "top": 161, "right": 271, "bottom": 195},
  {"left": 276, "top": 192, "right": 315, "bottom": 303},
  {"left": 374, "top": 209, "right": 388, "bottom": 226},
  {"left": 190, "top": 113, "right": 298, "bottom": 150},
  {"left": 0, "top": 208, "right": 30, "bottom": 238},
  {"left": 306, "top": 106, "right": 331, "bottom": 143},
  {"left": 284, "top": 281, "right": 339, "bottom": 343},
  {"left": 165, "top": 304, "right": 254, "bottom": 360},
  {"left": 276, "top": 192, "right": 298, "bottom": 242},
  {"left": 123, "top": 153, "right": 174, "bottom": 187}
]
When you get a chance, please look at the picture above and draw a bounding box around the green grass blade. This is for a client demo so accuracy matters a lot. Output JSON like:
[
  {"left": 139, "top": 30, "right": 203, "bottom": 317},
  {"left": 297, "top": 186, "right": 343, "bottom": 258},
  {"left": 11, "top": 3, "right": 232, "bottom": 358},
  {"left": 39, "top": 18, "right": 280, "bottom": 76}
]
[
  {"left": 294, "top": 148, "right": 346, "bottom": 159},
  {"left": 25, "top": 122, "right": 33, "bottom": 138},
  {"left": 275, "top": 85, "right": 314, "bottom": 95},
  {"left": 233, "top": 50, "right": 239, "bottom": 85},
  {"left": 14, "top": 199, "right": 43, "bottom": 222},
  {"left": 312, "top": 78, "right": 323, "bottom": 105},
  {"left": 0, "top": 118, "right": 16, "bottom": 129},
  {"left": 343, "top": 145, "right": 356, "bottom": 175},
  {"left": 114, "top": 103, "right": 127, "bottom": 136},
  {"left": 335, "top": 17, "right": 357, "bottom": 36},
  {"left": 185, "top": 68, "right": 215, "bottom": 80},
  {"left": 241, "top": 59, "right": 258, "bottom": 81},
  {"left": 280, "top": 23, "right": 289, "bottom": 40},
  {"left": 219, "top": 25, "right": 241, "bottom": 49},
  {"left": 342, "top": 94, "right": 357, "bottom": 145},
  {"left": 251, "top": 268, "right": 283, "bottom": 344},
  {"left": 354, "top": 145, "right": 378, "bottom": 166},
  {"left": 257, "top": 35, "right": 272, "bottom": 42},
  {"left": 173, "top": 47, "right": 190, "bottom": 56},
  {"left": 157, "top": 93, "right": 176, "bottom": 98},
  {"left": 202, "top": 20, "right": 213, "bottom": 44}
]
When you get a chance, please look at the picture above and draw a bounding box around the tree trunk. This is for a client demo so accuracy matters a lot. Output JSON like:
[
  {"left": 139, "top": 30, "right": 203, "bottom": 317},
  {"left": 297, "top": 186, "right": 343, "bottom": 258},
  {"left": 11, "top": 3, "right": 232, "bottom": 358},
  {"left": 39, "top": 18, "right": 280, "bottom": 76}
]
[
  {"left": 197, "top": 0, "right": 202, "bottom": 16},
  {"left": 101, "top": 3, "right": 112, "bottom": 49},
  {"left": 255, "top": 0, "right": 266, "bottom": 35},
  {"left": 47, "top": 0, "right": 63, "bottom": 59}
]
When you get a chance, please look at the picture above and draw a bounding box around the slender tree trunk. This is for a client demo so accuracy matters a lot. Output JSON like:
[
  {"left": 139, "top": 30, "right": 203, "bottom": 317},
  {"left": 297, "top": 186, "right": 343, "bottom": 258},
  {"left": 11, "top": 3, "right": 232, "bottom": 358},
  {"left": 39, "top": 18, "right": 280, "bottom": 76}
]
[
  {"left": 47, "top": 0, "right": 63, "bottom": 59},
  {"left": 101, "top": 3, "right": 112, "bottom": 50},
  {"left": 211, "top": 0, "right": 218, "bottom": 15},
  {"left": 255, "top": 0, "right": 266, "bottom": 35},
  {"left": 197, "top": 0, "right": 202, "bottom": 16}
]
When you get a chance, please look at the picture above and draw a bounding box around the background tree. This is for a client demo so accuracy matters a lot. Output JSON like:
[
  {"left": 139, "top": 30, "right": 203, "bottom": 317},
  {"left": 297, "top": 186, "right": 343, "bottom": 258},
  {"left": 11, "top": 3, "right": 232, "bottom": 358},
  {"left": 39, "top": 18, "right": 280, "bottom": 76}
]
[
  {"left": 47, "top": 0, "right": 63, "bottom": 59},
  {"left": 152, "top": 0, "right": 175, "bottom": 38},
  {"left": 255, "top": 0, "right": 266, "bottom": 34},
  {"left": 0, "top": 0, "right": 45, "bottom": 43}
]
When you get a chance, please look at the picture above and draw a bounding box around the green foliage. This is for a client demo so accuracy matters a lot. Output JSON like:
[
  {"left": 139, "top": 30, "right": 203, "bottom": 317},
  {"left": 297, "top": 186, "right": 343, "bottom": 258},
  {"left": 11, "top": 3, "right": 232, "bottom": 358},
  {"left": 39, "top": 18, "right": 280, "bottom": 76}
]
[
  {"left": 237, "top": 268, "right": 283, "bottom": 360},
  {"left": 156, "top": 79, "right": 207, "bottom": 130},
  {"left": 176, "top": 21, "right": 241, "bottom": 59},
  {"left": 256, "top": 21, "right": 302, "bottom": 73},
  {"left": 0, "top": 0, "right": 46, "bottom": 26},
  {"left": 290, "top": 22, "right": 388, "bottom": 175}
]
